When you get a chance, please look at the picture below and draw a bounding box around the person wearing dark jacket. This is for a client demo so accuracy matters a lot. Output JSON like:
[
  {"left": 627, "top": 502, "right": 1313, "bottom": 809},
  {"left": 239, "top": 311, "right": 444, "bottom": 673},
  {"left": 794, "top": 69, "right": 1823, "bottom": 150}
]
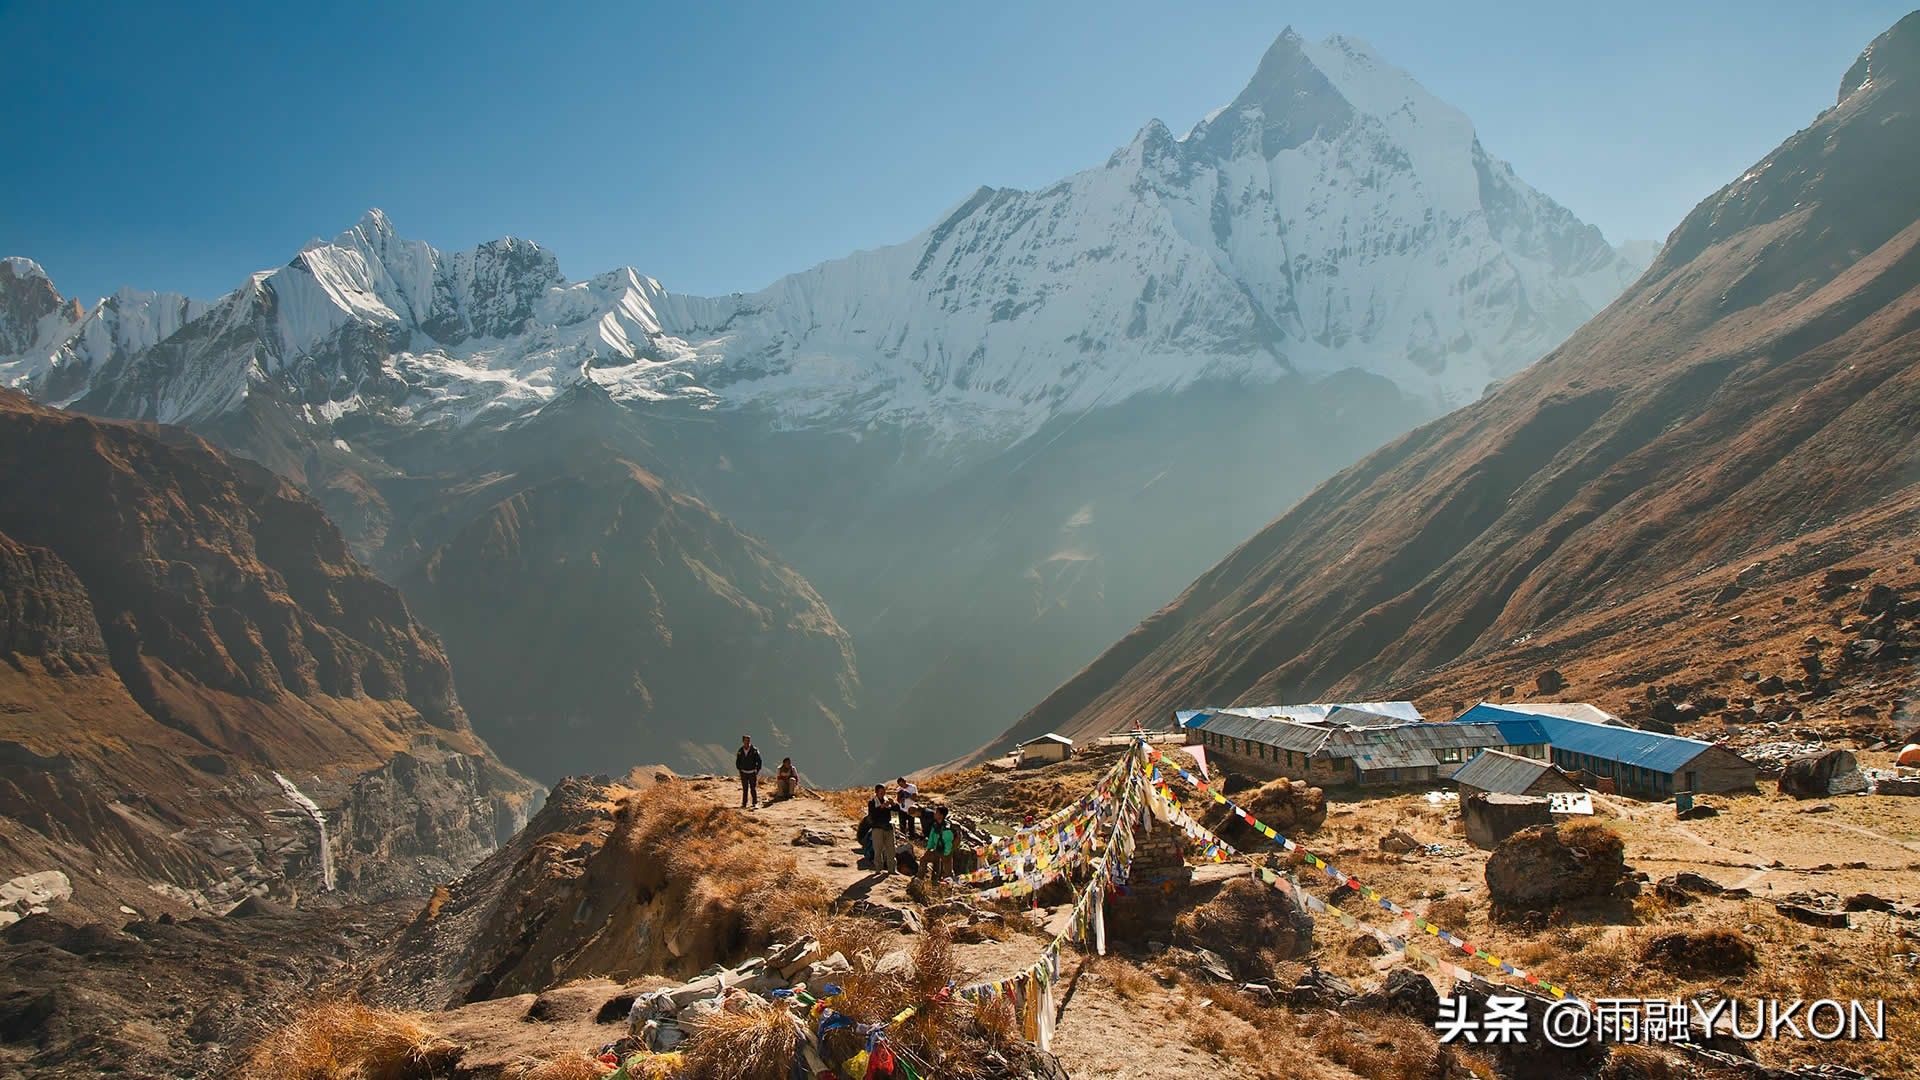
[
  {"left": 736, "top": 736, "right": 763, "bottom": 809},
  {"left": 866, "top": 784, "right": 898, "bottom": 874}
]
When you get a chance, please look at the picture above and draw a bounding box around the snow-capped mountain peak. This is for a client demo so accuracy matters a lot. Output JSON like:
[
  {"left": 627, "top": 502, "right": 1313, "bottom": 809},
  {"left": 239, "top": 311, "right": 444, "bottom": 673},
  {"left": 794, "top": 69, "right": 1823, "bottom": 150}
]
[
  {"left": 4, "top": 29, "right": 1648, "bottom": 443},
  {"left": 2, "top": 256, "right": 50, "bottom": 283}
]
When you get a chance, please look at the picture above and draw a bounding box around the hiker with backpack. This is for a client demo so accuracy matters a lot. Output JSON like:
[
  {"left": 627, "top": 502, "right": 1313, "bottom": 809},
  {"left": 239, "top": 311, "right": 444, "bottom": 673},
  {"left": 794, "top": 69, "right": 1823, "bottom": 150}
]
[{"left": 736, "top": 735, "right": 763, "bottom": 809}]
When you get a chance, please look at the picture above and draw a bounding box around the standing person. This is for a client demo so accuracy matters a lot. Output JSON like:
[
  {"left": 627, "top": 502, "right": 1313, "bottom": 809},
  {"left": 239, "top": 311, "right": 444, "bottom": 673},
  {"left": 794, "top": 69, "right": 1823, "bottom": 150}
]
[
  {"left": 774, "top": 757, "right": 800, "bottom": 800},
  {"left": 925, "top": 807, "right": 955, "bottom": 883},
  {"left": 895, "top": 776, "right": 920, "bottom": 839},
  {"left": 866, "top": 785, "right": 897, "bottom": 874},
  {"left": 735, "top": 736, "right": 763, "bottom": 809}
]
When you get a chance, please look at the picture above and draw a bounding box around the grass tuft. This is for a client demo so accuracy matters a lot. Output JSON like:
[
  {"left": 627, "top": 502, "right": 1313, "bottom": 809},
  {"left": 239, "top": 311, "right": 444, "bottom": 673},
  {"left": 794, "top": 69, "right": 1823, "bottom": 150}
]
[{"left": 240, "top": 1001, "right": 450, "bottom": 1080}]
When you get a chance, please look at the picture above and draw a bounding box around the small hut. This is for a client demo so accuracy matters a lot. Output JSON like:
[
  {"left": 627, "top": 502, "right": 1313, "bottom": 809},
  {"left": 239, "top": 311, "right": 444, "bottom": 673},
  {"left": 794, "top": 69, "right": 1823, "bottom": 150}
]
[{"left": 1017, "top": 733, "right": 1074, "bottom": 767}]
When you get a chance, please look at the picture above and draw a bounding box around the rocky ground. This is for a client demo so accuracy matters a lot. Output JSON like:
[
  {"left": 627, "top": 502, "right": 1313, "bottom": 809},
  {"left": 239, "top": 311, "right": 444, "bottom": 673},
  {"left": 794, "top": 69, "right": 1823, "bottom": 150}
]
[
  {"left": 0, "top": 897, "right": 417, "bottom": 1078},
  {"left": 4, "top": 746, "right": 1915, "bottom": 1078}
]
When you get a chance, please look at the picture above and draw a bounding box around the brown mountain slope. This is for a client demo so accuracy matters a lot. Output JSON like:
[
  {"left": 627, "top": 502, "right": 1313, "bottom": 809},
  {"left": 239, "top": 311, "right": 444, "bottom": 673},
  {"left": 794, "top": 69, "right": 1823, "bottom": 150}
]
[
  {"left": 0, "top": 390, "right": 537, "bottom": 909},
  {"left": 998, "top": 13, "right": 1920, "bottom": 750},
  {"left": 398, "top": 389, "right": 860, "bottom": 783}
]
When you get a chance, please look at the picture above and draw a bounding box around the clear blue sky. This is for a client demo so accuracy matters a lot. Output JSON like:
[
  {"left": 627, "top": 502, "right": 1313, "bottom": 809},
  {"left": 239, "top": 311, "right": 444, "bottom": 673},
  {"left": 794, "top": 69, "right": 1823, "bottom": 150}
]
[{"left": 3, "top": 1, "right": 1910, "bottom": 305}]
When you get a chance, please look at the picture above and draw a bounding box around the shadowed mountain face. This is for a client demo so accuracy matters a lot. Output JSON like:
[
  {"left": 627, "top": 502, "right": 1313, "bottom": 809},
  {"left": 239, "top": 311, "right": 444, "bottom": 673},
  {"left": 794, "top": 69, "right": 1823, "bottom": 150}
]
[
  {"left": 398, "top": 437, "right": 861, "bottom": 784},
  {"left": 999, "top": 13, "right": 1920, "bottom": 751},
  {"left": 0, "top": 390, "right": 538, "bottom": 909}
]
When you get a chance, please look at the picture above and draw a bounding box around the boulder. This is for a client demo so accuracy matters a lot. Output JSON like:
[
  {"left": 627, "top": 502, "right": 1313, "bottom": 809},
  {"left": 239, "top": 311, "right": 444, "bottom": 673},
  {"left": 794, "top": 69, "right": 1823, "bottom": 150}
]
[
  {"left": 1283, "top": 967, "right": 1356, "bottom": 1008},
  {"left": 1778, "top": 749, "right": 1860, "bottom": 799},
  {"left": 1844, "top": 893, "right": 1894, "bottom": 913},
  {"left": 1485, "top": 822, "right": 1629, "bottom": 915},
  {"left": 1775, "top": 902, "right": 1849, "bottom": 929},
  {"left": 1843, "top": 638, "right": 1891, "bottom": 666},
  {"left": 1361, "top": 967, "right": 1441, "bottom": 1024},
  {"left": 766, "top": 936, "right": 815, "bottom": 968},
  {"left": 804, "top": 952, "right": 852, "bottom": 984},
  {"left": 1175, "top": 946, "right": 1235, "bottom": 983},
  {"left": 1677, "top": 802, "right": 1719, "bottom": 820},
  {"left": 1209, "top": 776, "right": 1326, "bottom": 842},
  {"left": 1378, "top": 829, "right": 1421, "bottom": 854},
  {"left": 0, "top": 871, "right": 71, "bottom": 916},
  {"left": 1860, "top": 584, "right": 1898, "bottom": 616},
  {"left": 1536, "top": 669, "right": 1567, "bottom": 695},
  {"left": 848, "top": 899, "right": 920, "bottom": 933},
  {"left": 1876, "top": 777, "right": 1920, "bottom": 796},
  {"left": 1659, "top": 871, "right": 1725, "bottom": 896},
  {"left": 1171, "top": 876, "right": 1312, "bottom": 980},
  {"left": 1642, "top": 929, "right": 1757, "bottom": 975},
  {"left": 1756, "top": 675, "right": 1787, "bottom": 694},
  {"left": 792, "top": 828, "right": 839, "bottom": 847}
]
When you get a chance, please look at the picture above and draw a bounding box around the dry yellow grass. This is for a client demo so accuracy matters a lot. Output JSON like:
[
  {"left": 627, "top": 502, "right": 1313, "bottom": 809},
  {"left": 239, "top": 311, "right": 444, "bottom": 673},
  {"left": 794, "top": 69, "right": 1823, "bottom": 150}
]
[
  {"left": 241, "top": 1001, "right": 452, "bottom": 1080},
  {"left": 1298, "top": 1011, "right": 1452, "bottom": 1080},
  {"left": 1091, "top": 956, "right": 1157, "bottom": 1002},
  {"left": 679, "top": 1004, "right": 798, "bottom": 1080},
  {"left": 508, "top": 1051, "right": 604, "bottom": 1080},
  {"left": 619, "top": 781, "right": 832, "bottom": 955},
  {"left": 1161, "top": 979, "right": 1457, "bottom": 1080}
]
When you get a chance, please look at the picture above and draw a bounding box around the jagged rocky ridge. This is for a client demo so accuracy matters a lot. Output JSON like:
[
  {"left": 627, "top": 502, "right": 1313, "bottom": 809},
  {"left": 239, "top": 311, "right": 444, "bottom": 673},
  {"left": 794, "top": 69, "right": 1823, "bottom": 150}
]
[
  {"left": 997, "top": 13, "right": 1920, "bottom": 751},
  {"left": 0, "top": 29, "right": 1647, "bottom": 779}
]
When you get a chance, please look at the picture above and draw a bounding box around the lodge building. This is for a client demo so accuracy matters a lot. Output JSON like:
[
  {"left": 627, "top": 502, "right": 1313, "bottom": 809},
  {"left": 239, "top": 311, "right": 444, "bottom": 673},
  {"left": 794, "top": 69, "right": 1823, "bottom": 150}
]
[{"left": 1180, "top": 703, "right": 1548, "bottom": 788}]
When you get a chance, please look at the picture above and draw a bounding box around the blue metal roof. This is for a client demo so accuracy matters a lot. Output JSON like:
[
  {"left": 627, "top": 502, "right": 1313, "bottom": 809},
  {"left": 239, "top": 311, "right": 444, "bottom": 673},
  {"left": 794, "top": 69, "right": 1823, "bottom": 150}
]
[{"left": 1455, "top": 703, "right": 1716, "bottom": 774}]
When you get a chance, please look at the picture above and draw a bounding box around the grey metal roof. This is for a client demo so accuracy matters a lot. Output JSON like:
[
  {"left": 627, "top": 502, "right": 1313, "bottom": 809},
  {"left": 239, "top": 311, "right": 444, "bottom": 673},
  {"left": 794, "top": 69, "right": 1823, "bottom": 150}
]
[
  {"left": 1349, "top": 745, "right": 1442, "bottom": 770},
  {"left": 1452, "top": 749, "right": 1564, "bottom": 795},
  {"left": 1189, "top": 711, "right": 1533, "bottom": 766},
  {"left": 1187, "top": 712, "right": 1332, "bottom": 754},
  {"left": 1324, "top": 722, "right": 1518, "bottom": 752}
]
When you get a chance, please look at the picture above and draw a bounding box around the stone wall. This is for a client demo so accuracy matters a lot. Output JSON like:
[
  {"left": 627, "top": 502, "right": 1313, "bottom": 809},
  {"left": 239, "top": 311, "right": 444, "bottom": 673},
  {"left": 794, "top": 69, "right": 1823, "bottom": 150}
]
[
  {"left": 1463, "top": 793, "right": 1552, "bottom": 850},
  {"left": 1132, "top": 823, "right": 1191, "bottom": 888}
]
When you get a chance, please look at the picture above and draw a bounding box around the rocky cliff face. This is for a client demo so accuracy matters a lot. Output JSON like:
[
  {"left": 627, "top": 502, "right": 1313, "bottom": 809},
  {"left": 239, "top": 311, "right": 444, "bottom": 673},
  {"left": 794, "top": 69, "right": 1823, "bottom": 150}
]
[
  {"left": 399, "top": 404, "right": 861, "bottom": 781},
  {"left": 999, "top": 13, "right": 1920, "bottom": 749},
  {"left": 0, "top": 389, "right": 539, "bottom": 908}
]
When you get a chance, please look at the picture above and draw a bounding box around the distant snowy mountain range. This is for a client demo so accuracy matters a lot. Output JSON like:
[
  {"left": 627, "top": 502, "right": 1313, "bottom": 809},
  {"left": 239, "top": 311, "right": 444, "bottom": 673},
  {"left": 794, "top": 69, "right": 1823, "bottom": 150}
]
[
  {"left": 0, "top": 29, "right": 1653, "bottom": 780},
  {"left": 3, "top": 31, "right": 1644, "bottom": 445}
]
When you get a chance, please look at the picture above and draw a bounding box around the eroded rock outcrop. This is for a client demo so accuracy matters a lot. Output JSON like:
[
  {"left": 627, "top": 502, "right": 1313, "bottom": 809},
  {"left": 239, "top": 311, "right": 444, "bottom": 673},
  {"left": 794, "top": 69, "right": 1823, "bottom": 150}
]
[{"left": 0, "top": 389, "right": 537, "bottom": 908}]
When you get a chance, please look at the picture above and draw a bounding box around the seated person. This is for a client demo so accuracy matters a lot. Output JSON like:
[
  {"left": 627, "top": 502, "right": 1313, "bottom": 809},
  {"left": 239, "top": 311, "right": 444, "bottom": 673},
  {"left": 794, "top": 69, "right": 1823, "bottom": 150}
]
[{"left": 774, "top": 757, "right": 800, "bottom": 799}]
